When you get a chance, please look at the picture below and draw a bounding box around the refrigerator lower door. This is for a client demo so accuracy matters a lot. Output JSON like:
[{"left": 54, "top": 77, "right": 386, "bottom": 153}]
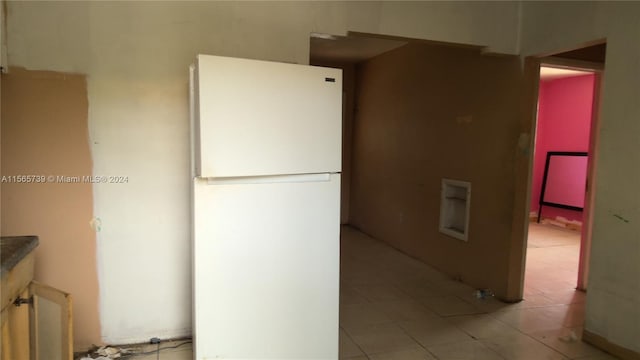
[{"left": 193, "top": 174, "right": 340, "bottom": 360}]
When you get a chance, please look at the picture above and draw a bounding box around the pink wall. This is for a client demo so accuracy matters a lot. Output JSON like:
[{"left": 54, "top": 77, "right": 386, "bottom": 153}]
[{"left": 531, "top": 74, "right": 595, "bottom": 222}]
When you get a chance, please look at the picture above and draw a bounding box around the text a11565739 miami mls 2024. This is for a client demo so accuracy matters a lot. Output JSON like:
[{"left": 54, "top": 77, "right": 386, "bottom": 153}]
[{"left": 1, "top": 174, "right": 129, "bottom": 184}]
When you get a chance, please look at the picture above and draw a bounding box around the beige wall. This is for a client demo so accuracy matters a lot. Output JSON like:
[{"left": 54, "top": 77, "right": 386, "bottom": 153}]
[
  {"left": 349, "top": 42, "right": 523, "bottom": 298},
  {"left": 1, "top": 69, "right": 101, "bottom": 350},
  {"left": 519, "top": 2, "right": 640, "bottom": 355}
]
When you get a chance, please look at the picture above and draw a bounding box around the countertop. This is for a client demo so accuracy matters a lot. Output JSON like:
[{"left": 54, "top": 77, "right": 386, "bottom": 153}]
[{"left": 0, "top": 236, "right": 39, "bottom": 276}]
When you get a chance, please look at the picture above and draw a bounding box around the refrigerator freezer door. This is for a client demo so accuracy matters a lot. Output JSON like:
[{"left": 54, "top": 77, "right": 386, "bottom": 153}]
[
  {"left": 192, "top": 174, "right": 341, "bottom": 360},
  {"left": 194, "top": 55, "right": 342, "bottom": 178}
]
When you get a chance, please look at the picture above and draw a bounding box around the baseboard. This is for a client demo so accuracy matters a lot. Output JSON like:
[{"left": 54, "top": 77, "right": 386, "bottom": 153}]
[{"left": 583, "top": 329, "right": 640, "bottom": 360}]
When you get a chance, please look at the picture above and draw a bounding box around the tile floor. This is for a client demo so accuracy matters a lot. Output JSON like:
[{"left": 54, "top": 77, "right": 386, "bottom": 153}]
[
  {"left": 111, "top": 224, "right": 618, "bottom": 360},
  {"left": 337, "top": 224, "right": 617, "bottom": 360}
]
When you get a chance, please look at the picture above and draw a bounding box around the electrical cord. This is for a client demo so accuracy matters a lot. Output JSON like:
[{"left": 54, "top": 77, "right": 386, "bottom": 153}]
[{"left": 116, "top": 340, "right": 192, "bottom": 359}]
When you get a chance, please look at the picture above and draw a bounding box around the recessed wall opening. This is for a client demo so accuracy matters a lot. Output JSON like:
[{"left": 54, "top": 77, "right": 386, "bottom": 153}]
[{"left": 439, "top": 178, "right": 471, "bottom": 241}]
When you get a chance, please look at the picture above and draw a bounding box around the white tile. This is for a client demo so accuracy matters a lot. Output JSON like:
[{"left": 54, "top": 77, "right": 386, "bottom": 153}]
[
  {"left": 524, "top": 285, "right": 545, "bottom": 297},
  {"left": 345, "top": 323, "right": 420, "bottom": 355},
  {"left": 516, "top": 293, "right": 563, "bottom": 309},
  {"left": 524, "top": 223, "right": 582, "bottom": 300},
  {"left": 372, "top": 299, "right": 440, "bottom": 322},
  {"left": 399, "top": 318, "right": 474, "bottom": 347},
  {"left": 449, "top": 314, "right": 522, "bottom": 340},
  {"left": 341, "top": 286, "right": 371, "bottom": 305},
  {"left": 419, "top": 295, "right": 483, "bottom": 317},
  {"left": 426, "top": 340, "right": 504, "bottom": 360},
  {"left": 542, "top": 303, "right": 586, "bottom": 328},
  {"left": 395, "top": 280, "right": 450, "bottom": 299},
  {"left": 491, "top": 306, "right": 569, "bottom": 334},
  {"left": 460, "top": 295, "right": 516, "bottom": 313},
  {"left": 368, "top": 344, "right": 437, "bottom": 360},
  {"left": 429, "top": 278, "right": 477, "bottom": 298},
  {"left": 531, "top": 280, "right": 579, "bottom": 294},
  {"left": 527, "top": 223, "right": 580, "bottom": 247},
  {"left": 340, "top": 329, "right": 365, "bottom": 358},
  {"left": 342, "top": 270, "right": 396, "bottom": 286},
  {"left": 354, "top": 284, "right": 412, "bottom": 302},
  {"left": 528, "top": 327, "right": 606, "bottom": 359},
  {"left": 573, "top": 352, "right": 622, "bottom": 360},
  {"left": 481, "top": 333, "right": 569, "bottom": 360},
  {"left": 341, "top": 302, "right": 394, "bottom": 328}
]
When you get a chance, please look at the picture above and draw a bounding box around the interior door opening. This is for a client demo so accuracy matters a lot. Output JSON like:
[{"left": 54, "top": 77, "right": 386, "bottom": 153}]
[{"left": 524, "top": 42, "right": 605, "bottom": 313}]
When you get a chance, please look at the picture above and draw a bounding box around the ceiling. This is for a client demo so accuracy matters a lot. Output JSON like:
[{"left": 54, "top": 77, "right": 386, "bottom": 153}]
[
  {"left": 309, "top": 33, "right": 598, "bottom": 79},
  {"left": 310, "top": 33, "right": 407, "bottom": 64},
  {"left": 555, "top": 43, "right": 606, "bottom": 63},
  {"left": 539, "top": 66, "right": 593, "bottom": 80}
]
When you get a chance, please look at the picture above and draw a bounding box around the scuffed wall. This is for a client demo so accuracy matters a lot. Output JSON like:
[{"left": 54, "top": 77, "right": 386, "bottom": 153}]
[
  {"left": 349, "top": 42, "right": 523, "bottom": 298},
  {"left": 1, "top": 68, "right": 101, "bottom": 350}
]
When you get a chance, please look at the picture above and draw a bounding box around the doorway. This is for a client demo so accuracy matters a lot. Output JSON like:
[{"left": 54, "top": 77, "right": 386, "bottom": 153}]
[{"left": 524, "top": 43, "right": 605, "bottom": 307}]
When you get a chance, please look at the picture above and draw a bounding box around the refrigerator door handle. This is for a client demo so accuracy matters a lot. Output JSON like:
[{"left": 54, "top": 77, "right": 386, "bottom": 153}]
[{"left": 206, "top": 173, "right": 334, "bottom": 185}]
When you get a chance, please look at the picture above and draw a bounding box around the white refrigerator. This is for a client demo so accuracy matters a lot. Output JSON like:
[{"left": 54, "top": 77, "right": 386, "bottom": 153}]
[{"left": 190, "top": 55, "right": 342, "bottom": 360}]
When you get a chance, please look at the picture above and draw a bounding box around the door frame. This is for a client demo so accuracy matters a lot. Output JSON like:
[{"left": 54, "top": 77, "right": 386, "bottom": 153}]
[{"left": 507, "top": 40, "right": 606, "bottom": 300}]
